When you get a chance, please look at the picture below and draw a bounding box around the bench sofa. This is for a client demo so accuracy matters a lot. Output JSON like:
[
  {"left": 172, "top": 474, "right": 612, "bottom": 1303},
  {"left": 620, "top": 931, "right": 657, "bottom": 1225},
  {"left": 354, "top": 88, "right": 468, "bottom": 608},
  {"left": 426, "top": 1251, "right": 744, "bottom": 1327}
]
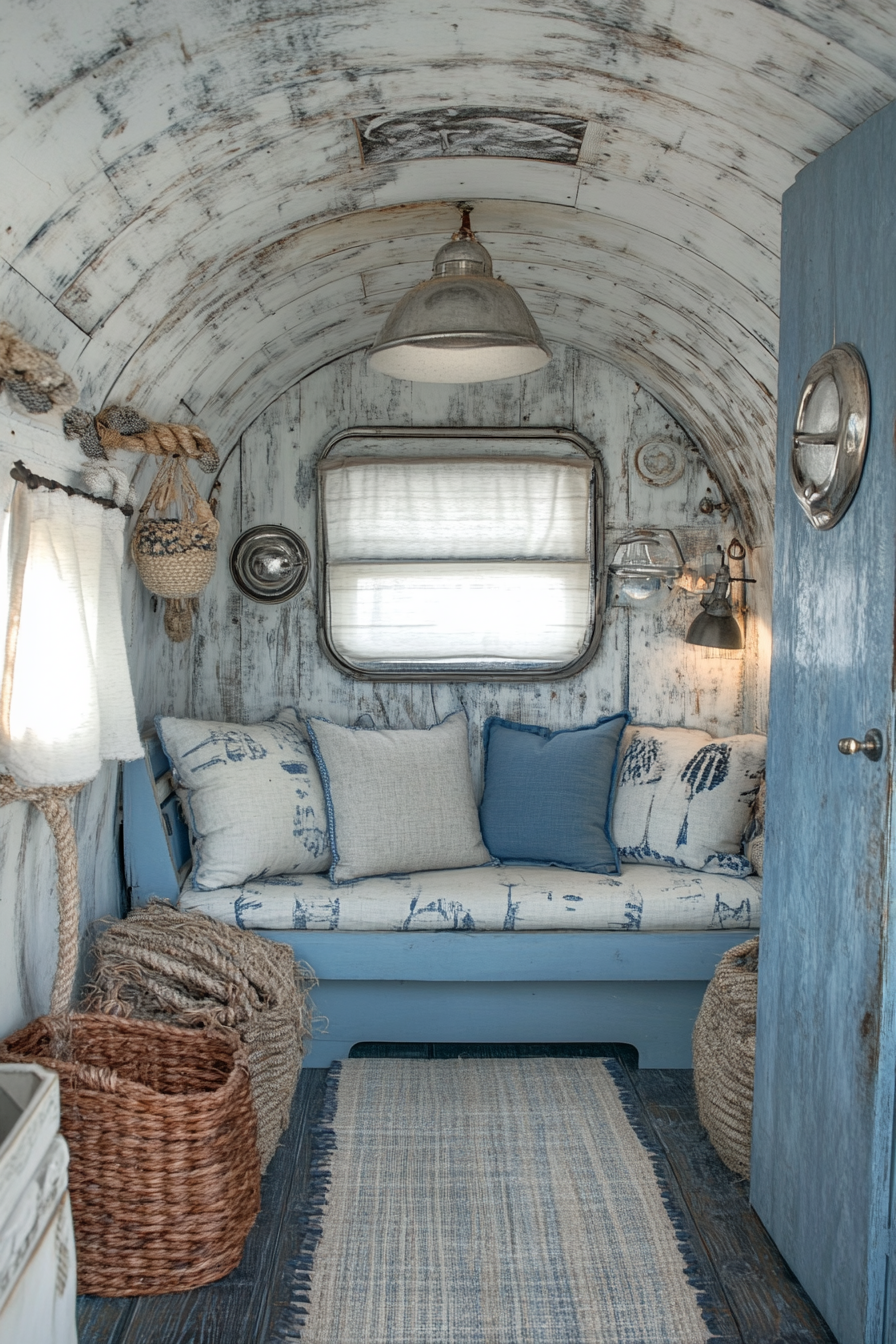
[{"left": 123, "top": 731, "right": 761, "bottom": 1068}]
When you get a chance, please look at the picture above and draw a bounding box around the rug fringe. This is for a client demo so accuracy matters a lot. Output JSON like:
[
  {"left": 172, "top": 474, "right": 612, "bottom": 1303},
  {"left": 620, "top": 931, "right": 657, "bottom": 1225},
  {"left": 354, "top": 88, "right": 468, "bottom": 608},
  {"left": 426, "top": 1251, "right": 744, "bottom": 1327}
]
[
  {"left": 269, "top": 1060, "right": 342, "bottom": 1342},
  {"left": 601, "top": 1059, "right": 728, "bottom": 1343}
]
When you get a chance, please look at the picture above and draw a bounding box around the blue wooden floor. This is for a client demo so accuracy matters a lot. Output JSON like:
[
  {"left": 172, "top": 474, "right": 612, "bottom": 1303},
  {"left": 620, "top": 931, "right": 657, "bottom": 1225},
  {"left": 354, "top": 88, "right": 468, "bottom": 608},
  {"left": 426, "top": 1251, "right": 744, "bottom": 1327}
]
[{"left": 77, "top": 1044, "right": 835, "bottom": 1343}]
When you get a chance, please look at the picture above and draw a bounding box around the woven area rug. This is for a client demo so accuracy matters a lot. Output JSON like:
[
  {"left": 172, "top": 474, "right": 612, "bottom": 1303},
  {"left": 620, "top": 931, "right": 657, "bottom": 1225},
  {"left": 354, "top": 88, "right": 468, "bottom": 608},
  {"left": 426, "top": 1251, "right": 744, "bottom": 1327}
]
[{"left": 274, "top": 1058, "right": 721, "bottom": 1343}]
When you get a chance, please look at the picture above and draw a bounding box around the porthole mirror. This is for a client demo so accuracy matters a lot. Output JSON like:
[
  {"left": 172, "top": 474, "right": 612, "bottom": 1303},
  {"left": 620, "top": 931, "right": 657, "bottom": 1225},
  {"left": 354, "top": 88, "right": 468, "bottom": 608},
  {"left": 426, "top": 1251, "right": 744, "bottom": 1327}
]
[
  {"left": 791, "top": 342, "right": 870, "bottom": 530},
  {"left": 229, "top": 525, "right": 311, "bottom": 604}
]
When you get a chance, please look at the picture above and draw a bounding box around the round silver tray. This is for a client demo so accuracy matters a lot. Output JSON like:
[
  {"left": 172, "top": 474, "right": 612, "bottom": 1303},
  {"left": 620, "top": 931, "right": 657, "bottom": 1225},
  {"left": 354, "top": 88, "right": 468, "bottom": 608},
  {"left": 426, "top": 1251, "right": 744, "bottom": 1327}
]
[{"left": 229, "top": 525, "right": 311, "bottom": 604}]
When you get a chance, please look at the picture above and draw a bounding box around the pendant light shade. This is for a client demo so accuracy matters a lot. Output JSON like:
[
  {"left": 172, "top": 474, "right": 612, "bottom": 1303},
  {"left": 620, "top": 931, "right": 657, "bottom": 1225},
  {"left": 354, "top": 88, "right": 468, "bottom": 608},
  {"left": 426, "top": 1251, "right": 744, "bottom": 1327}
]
[
  {"left": 367, "top": 208, "right": 552, "bottom": 383},
  {"left": 685, "top": 559, "right": 744, "bottom": 650}
]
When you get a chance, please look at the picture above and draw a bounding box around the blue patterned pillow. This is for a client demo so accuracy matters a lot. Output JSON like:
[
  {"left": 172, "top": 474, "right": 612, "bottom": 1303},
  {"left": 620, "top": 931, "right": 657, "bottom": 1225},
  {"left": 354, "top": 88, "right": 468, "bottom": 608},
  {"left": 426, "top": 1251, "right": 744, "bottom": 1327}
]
[
  {"left": 156, "top": 709, "right": 331, "bottom": 890},
  {"left": 612, "top": 726, "right": 766, "bottom": 875},
  {"left": 478, "top": 713, "right": 631, "bottom": 873}
]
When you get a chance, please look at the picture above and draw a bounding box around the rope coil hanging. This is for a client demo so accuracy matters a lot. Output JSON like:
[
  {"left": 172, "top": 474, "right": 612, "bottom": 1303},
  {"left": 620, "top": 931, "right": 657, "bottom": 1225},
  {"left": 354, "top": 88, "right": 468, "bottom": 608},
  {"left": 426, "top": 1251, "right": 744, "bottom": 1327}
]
[
  {"left": 0, "top": 775, "right": 86, "bottom": 1014},
  {"left": 0, "top": 320, "right": 78, "bottom": 416}
]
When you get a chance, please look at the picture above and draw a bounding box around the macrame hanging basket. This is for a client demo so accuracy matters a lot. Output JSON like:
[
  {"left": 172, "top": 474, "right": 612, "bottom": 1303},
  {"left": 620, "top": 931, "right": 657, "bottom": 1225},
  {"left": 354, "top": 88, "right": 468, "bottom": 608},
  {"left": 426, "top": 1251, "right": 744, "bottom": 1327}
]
[
  {"left": 131, "top": 454, "right": 219, "bottom": 642},
  {"left": 692, "top": 935, "right": 759, "bottom": 1178}
]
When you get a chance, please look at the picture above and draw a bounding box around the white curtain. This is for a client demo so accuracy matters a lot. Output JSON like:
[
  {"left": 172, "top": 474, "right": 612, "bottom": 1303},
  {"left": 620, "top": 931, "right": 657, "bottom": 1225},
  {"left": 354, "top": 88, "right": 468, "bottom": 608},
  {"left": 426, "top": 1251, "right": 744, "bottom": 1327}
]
[
  {"left": 320, "top": 457, "right": 595, "bottom": 666},
  {"left": 0, "top": 485, "right": 141, "bottom": 786}
]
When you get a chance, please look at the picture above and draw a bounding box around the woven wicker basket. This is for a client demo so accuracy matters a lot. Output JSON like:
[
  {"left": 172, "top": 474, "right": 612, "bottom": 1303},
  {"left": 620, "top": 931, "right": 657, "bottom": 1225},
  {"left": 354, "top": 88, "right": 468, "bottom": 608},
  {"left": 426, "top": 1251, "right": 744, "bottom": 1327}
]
[
  {"left": 0, "top": 1013, "right": 261, "bottom": 1296},
  {"left": 692, "top": 936, "right": 759, "bottom": 1178},
  {"left": 132, "top": 530, "right": 217, "bottom": 599},
  {"left": 131, "top": 454, "right": 219, "bottom": 641}
]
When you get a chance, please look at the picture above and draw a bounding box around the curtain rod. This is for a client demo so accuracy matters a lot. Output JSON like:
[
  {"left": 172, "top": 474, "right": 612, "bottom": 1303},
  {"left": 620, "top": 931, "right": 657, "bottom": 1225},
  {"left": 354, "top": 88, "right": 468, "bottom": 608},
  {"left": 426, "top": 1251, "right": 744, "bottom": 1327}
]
[{"left": 9, "top": 460, "right": 134, "bottom": 517}]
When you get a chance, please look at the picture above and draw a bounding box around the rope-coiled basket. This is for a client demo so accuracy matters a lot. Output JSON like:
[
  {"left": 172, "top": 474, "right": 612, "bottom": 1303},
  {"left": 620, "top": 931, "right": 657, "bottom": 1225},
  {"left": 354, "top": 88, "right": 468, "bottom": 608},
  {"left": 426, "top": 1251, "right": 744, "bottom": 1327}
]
[
  {"left": 83, "top": 902, "right": 316, "bottom": 1171},
  {"left": 130, "top": 454, "right": 219, "bottom": 641},
  {"left": 0, "top": 1013, "right": 261, "bottom": 1296},
  {"left": 692, "top": 935, "right": 759, "bottom": 1178}
]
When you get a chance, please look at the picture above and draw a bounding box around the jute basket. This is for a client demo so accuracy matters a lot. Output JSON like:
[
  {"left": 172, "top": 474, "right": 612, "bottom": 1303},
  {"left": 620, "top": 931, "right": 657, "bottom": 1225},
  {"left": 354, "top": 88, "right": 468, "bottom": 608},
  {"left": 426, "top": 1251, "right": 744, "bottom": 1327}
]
[
  {"left": 692, "top": 935, "right": 759, "bottom": 1178},
  {"left": 0, "top": 1013, "right": 261, "bottom": 1296},
  {"left": 131, "top": 454, "right": 219, "bottom": 641},
  {"left": 83, "top": 902, "right": 315, "bottom": 1171}
]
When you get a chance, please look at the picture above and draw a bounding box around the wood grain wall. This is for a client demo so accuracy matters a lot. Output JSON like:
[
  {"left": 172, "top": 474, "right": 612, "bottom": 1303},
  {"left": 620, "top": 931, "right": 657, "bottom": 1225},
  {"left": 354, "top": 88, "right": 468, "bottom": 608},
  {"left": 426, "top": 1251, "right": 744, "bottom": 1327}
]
[
  {"left": 134, "top": 345, "right": 766, "bottom": 791},
  {"left": 0, "top": 401, "right": 123, "bottom": 1039}
]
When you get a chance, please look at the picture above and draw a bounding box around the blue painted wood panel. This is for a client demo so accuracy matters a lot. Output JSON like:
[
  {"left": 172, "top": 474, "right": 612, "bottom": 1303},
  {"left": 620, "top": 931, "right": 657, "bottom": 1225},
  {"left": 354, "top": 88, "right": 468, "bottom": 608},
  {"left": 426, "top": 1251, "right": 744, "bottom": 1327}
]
[
  {"left": 261, "top": 929, "right": 750, "bottom": 981},
  {"left": 751, "top": 99, "right": 896, "bottom": 1344},
  {"left": 296, "top": 979, "right": 711, "bottom": 1069}
]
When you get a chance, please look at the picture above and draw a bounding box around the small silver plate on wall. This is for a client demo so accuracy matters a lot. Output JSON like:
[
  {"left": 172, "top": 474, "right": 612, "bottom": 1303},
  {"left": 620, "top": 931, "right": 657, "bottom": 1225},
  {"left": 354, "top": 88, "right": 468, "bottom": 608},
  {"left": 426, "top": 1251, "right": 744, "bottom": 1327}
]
[
  {"left": 229, "top": 525, "right": 310, "bottom": 603},
  {"left": 791, "top": 342, "right": 870, "bottom": 530}
]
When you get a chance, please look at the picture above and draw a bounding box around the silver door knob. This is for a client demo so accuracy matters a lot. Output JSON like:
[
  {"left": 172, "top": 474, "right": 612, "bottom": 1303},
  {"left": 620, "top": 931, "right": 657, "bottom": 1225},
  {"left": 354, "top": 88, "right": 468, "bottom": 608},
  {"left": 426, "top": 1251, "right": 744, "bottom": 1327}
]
[{"left": 838, "top": 729, "right": 883, "bottom": 761}]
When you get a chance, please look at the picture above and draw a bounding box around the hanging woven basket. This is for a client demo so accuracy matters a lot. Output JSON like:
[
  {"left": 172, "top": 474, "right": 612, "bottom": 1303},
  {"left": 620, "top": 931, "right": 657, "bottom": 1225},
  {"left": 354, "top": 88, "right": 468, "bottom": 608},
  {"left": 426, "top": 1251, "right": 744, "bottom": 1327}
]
[
  {"left": 692, "top": 935, "right": 759, "bottom": 1178},
  {"left": 131, "top": 454, "right": 219, "bottom": 641}
]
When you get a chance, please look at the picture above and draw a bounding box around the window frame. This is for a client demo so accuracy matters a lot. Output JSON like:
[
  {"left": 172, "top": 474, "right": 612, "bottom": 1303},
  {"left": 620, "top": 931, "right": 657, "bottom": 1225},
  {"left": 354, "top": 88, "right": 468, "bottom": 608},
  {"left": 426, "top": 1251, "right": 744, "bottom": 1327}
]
[{"left": 315, "top": 425, "right": 605, "bottom": 682}]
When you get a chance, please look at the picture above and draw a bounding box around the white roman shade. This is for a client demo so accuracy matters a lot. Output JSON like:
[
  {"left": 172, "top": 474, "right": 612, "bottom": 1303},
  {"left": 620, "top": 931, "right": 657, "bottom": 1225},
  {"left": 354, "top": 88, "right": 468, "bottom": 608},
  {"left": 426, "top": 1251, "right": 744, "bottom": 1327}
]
[{"left": 319, "top": 456, "right": 597, "bottom": 673}]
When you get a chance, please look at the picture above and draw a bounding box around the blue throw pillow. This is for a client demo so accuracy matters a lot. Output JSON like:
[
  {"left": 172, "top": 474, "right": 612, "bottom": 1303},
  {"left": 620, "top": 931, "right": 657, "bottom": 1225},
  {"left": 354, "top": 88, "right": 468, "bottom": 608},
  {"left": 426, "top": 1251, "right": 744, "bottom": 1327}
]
[{"left": 478, "top": 713, "right": 631, "bottom": 873}]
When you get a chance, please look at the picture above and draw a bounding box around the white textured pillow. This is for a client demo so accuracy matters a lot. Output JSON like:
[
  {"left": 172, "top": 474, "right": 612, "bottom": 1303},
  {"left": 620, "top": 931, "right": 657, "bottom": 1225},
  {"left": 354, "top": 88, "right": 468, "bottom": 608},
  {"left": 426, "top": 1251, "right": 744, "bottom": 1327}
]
[
  {"left": 156, "top": 709, "right": 331, "bottom": 890},
  {"left": 612, "top": 726, "right": 766, "bottom": 876},
  {"left": 306, "top": 711, "right": 492, "bottom": 883}
]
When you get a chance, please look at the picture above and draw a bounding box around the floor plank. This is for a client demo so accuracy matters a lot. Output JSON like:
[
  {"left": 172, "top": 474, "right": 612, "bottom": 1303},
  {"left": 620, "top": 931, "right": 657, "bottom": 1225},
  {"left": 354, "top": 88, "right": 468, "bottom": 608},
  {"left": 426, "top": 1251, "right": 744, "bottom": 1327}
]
[
  {"left": 625, "top": 1067, "right": 837, "bottom": 1344},
  {"left": 77, "top": 1048, "right": 837, "bottom": 1344}
]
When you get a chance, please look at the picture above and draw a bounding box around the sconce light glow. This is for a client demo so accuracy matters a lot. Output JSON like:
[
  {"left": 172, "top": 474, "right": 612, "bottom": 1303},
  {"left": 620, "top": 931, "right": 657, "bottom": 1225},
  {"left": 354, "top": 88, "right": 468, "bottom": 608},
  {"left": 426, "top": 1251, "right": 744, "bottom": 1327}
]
[
  {"left": 685, "top": 559, "right": 744, "bottom": 650},
  {"left": 367, "top": 208, "right": 552, "bottom": 384}
]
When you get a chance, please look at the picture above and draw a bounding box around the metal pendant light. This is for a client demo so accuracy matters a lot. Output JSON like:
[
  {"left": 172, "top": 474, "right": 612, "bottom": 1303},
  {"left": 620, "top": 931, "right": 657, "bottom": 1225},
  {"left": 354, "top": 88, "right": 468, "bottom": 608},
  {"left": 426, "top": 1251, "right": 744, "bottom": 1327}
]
[
  {"left": 685, "top": 556, "right": 744, "bottom": 650},
  {"left": 367, "top": 206, "right": 552, "bottom": 383}
]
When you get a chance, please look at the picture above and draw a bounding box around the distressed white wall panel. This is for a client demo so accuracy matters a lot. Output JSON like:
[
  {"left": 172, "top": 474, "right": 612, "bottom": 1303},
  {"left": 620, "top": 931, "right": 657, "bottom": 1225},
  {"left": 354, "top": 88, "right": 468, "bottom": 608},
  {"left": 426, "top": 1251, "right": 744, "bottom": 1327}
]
[{"left": 173, "top": 348, "right": 750, "bottom": 800}]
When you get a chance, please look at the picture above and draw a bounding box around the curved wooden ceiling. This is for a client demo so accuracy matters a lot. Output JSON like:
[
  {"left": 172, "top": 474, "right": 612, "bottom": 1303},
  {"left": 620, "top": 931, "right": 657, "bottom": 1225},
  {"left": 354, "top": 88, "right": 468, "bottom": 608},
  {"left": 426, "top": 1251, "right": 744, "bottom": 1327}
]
[{"left": 2, "top": 0, "right": 896, "bottom": 542}]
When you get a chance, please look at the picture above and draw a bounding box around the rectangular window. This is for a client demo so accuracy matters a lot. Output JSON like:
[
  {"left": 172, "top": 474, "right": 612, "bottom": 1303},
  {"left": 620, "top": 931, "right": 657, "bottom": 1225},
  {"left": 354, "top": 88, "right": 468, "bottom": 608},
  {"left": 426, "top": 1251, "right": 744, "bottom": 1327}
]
[{"left": 317, "top": 430, "right": 602, "bottom": 679}]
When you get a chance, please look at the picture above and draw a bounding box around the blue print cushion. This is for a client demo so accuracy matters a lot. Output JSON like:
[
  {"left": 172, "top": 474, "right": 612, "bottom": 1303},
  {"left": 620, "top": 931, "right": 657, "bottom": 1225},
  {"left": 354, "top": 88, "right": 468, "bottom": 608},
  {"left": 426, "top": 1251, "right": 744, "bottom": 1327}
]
[
  {"left": 478, "top": 713, "right": 631, "bottom": 873},
  {"left": 612, "top": 725, "right": 766, "bottom": 875},
  {"left": 156, "top": 709, "right": 331, "bottom": 890}
]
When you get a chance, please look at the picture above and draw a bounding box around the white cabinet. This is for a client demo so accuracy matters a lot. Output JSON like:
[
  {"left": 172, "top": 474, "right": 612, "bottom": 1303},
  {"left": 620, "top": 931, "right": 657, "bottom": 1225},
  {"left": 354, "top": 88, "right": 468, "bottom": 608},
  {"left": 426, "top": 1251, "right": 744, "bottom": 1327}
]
[{"left": 0, "top": 1064, "right": 77, "bottom": 1344}]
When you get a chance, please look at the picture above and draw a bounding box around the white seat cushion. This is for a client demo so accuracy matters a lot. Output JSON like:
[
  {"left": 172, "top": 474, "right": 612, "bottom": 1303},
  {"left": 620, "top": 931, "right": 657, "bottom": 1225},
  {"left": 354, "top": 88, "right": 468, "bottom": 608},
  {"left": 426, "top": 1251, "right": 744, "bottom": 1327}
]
[{"left": 180, "top": 862, "right": 761, "bottom": 933}]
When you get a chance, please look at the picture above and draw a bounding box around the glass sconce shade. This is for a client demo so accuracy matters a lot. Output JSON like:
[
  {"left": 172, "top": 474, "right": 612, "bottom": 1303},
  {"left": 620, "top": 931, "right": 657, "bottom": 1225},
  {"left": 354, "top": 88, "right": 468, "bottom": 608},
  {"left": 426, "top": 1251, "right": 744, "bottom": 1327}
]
[
  {"left": 367, "top": 210, "right": 552, "bottom": 383},
  {"left": 607, "top": 528, "right": 684, "bottom": 611},
  {"left": 685, "top": 561, "right": 743, "bottom": 650}
]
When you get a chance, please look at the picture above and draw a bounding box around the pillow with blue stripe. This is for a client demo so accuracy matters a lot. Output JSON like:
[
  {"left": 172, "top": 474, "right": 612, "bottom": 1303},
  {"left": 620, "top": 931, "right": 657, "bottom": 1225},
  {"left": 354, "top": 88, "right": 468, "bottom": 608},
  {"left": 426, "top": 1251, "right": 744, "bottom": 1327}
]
[
  {"left": 612, "top": 725, "right": 766, "bottom": 876},
  {"left": 478, "top": 713, "right": 631, "bottom": 873},
  {"left": 156, "top": 709, "right": 331, "bottom": 890}
]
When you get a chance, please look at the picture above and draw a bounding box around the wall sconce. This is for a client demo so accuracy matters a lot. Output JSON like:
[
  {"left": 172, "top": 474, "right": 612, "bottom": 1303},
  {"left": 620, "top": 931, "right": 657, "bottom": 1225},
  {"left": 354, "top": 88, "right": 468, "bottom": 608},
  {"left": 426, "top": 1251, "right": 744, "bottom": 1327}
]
[
  {"left": 608, "top": 528, "right": 684, "bottom": 612},
  {"left": 684, "top": 540, "right": 752, "bottom": 650},
  {"left": 367, "top": 205, "right": 552, "bottom": 383}
]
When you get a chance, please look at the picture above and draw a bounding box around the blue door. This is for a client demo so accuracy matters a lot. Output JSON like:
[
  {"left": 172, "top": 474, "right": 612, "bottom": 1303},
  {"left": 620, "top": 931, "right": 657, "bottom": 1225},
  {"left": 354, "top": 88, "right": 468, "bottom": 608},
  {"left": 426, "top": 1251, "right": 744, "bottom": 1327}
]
[{"left": 751, "top": 100, "right": 896, "bottom": 1344}]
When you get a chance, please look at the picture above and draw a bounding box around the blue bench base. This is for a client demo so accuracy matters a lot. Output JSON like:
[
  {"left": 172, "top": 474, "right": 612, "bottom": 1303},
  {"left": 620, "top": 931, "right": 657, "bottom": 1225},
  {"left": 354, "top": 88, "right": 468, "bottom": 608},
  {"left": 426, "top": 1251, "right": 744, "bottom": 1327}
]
[{"left": 256, "top": 930, "right": 750, "bottom": 1069}]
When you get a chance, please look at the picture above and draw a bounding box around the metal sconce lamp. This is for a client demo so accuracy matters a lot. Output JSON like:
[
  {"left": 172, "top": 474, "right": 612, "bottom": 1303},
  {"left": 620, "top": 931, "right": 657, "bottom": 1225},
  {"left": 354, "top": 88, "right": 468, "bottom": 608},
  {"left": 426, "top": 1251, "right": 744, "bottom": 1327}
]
[
  {"left": 367, "top": 205, "right": 552, "bottom": 383},
  {"left": 685, "top": 541, "right": 752, "bottom": 650},
  {"left": 608, "top": 529, "right": 684, "bottom": 612}
]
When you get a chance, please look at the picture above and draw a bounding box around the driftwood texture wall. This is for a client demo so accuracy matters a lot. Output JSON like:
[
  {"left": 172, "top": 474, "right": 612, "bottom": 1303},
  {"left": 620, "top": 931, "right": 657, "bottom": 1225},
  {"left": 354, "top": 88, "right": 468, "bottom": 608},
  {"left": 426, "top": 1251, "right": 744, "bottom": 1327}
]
[{"left": 130, "top": 345, "right": 766, "bottom": 789}]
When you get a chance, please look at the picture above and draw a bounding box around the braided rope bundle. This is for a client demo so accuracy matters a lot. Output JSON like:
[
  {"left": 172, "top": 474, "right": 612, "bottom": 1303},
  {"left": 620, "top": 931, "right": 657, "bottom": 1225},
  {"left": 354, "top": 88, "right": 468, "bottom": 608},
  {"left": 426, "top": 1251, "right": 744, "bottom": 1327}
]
[
  {"left": 83, "top": 902, "right": 316, "bottom": 1170},
  {"left": 692, "top": 935, "right": 759, "bottom": 1178},
  {"left": 0, "top": 320, "right": 78, "bottom": 416},
  {"left": 0, "top": 774, "right": 86, "bottom": 1013},
  {"left": 64, "top": 404, "right": 219, "bottom": 472}
]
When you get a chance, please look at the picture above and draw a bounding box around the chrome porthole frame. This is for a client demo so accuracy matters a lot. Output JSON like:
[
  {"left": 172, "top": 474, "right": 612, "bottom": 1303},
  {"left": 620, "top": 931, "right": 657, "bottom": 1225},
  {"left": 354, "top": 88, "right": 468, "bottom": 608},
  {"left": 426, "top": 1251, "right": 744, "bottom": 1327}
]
[
  {"left": 791, "top": 342, "right": 870, "bottom": 531},
  {"left": 229, "top": 525, "right": 311, "bottom": 604}
]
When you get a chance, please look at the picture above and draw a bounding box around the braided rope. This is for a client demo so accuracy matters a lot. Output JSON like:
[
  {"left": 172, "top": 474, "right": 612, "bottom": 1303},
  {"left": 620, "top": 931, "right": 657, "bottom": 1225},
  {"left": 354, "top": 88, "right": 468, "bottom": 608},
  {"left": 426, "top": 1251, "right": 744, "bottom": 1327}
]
[
  {"left": 0, "top": 774, "right": 87, "bottom": 1013},
  {"left": 0, "top": 321, "right": 78, "bottom": 414}
]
